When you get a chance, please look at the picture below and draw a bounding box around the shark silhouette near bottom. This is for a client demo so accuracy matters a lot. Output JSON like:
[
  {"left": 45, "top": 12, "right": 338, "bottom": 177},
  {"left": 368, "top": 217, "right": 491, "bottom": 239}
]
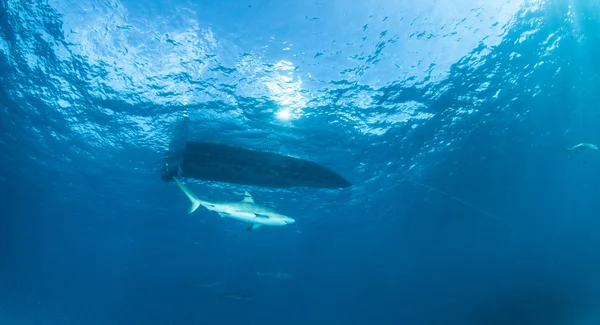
[
  {"left": 218, "top": 292, "right": 252, "bottom": 300},
  {"left": 173, "top": 177, "right": 295, "bottom": 231}
]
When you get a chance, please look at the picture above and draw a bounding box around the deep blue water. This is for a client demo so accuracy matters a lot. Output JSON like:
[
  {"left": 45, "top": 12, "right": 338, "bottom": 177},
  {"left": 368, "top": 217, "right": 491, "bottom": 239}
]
[{"left": 2, "top": 0, "right": 600, "bottom": 324}]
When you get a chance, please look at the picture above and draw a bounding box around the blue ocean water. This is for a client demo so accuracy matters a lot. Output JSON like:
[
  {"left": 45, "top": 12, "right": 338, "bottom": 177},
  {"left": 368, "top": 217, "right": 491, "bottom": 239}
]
[{"left": 2, "top": 0, "right": 600, "bottom": 324}]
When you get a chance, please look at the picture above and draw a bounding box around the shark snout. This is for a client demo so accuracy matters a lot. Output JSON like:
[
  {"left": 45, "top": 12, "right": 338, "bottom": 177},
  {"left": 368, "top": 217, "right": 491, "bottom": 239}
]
[{"left": 284, "top": 217, "right": 295, "bottom": 224}]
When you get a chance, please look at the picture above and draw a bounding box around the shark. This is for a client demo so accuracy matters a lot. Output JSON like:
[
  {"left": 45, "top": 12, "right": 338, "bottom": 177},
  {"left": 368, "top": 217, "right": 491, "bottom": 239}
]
[
  {"left": 217, "top": 292, "right": 252, "bottom": 300},
  {"left": 255, "top": 271, "right": 292, "bottom": 279},
  {"left": 173, "top": 177, "right": 295, "bottom": 231},
  {"left": 562, "top": 142, "right": 599, "bottom": 157}
]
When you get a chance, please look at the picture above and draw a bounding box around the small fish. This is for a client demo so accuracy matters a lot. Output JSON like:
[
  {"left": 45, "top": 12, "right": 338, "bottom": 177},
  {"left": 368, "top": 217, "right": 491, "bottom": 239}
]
[
  {"left": 562, "top": 142, "right": 599, "bottom": 157},
  {"left": 217, "top": 292, "right": 252, "bottom": 300}
]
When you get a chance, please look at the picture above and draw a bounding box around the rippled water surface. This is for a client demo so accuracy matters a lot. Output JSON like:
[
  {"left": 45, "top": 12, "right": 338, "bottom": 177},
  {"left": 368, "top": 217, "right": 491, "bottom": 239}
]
[{"left": 2, "top": 0, "right": 600, "bottom": 324}]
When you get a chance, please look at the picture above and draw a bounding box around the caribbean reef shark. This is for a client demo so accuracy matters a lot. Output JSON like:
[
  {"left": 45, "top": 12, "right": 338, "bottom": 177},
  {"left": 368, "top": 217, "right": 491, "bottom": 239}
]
[
  {"left": 173, "top": 177, "right": 295, "bottom": 231},
  {"left": 256, "top": 271, "right": 292, "bottom": 279},
  {"left": 217, "top": 292, "right": 252, "bottom": 300},
  {"left": 562, "top": 142, "right": 598, "bottom": 156}
]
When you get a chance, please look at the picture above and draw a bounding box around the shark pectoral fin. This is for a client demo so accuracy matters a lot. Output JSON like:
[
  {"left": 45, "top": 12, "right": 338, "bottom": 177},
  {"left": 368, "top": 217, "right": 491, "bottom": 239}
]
[{"left": 246, "top": 224, "right": 262, "bottom": 231}]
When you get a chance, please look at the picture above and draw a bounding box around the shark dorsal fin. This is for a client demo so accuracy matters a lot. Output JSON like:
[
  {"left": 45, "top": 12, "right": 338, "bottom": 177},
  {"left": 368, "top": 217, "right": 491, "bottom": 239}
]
[{"left": 242, "top": 191, "right": 254, "bottom": 203}]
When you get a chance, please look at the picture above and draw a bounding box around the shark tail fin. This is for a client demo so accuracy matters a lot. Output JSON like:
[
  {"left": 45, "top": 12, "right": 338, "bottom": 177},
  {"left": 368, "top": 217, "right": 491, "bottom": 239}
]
[
  {"left": 173, "top": 177, "right": 201, "bottom": 213},
  {"left": 561, "top": 145, "right": 572, "bottom": 158}
]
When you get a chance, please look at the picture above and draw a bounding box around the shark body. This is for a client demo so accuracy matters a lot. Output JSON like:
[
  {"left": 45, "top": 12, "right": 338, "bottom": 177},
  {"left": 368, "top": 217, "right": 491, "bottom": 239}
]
[
  {"left": 562, "top": 142, "right": 599, "bottom": 157},
  {"left": 564, "top": 142, "right": 599, "bottom": 152},
  {"left": 256, "top": 271, "right": 292, "bottom": 279},
  {"left": 218, "top": 292, "right": 252, "bottom": 300},
  {"left": 173, "top": 177, "right": 295, "bottom": 231}
]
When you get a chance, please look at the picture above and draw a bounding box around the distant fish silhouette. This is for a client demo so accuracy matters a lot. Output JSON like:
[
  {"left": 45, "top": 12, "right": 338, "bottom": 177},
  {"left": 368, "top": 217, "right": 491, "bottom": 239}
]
[
  {"left": 255, "top": 271, "right": 292, "bottom": 279},
  {"left": 191, "top": 282, "right": 220, "bottom": 288},
  {"left": 562, "top": 142, "right": 599, "bottom": 157},
  {"left": 217, "top": 292, "right": 252, "bottom": 300}
]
